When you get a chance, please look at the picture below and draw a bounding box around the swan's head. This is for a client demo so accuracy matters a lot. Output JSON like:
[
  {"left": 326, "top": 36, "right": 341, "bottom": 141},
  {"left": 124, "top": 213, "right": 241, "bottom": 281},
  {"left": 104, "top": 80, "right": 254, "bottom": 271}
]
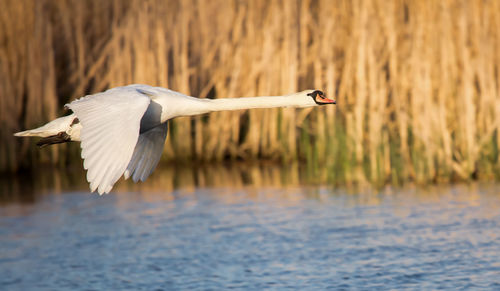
[
  {"left": 306, "top": 90, "right": 336, "bottom": 105},
  {"left": 291, "top": 90, "right": 336, "bottom": 107}
]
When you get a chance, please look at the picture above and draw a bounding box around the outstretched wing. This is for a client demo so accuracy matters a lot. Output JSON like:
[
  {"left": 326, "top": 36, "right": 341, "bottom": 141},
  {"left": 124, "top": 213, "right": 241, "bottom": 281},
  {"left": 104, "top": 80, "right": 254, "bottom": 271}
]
[
  {"left": 67, "top": 87, "right": 151, "bottom": 194},
  {"left": 124, "top": 122, "right": 168, "bottom": 182}
]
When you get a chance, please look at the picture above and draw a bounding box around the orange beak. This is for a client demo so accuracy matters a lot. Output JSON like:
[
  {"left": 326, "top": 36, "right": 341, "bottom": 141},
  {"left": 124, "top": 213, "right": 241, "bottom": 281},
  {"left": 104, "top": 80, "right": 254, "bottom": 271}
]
[{"left": 317, "top": 95, "right": 336, "bottom": 104}]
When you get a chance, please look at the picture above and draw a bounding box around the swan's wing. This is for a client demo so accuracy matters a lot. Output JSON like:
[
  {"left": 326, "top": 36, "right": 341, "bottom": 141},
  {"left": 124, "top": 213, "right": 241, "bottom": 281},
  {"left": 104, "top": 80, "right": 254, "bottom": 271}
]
[
  {"left": 124, "top": 122, "right": 168, "bottom": 182},
  {"left": 67, "top": 88, "right": 150, "bottom": 194}
]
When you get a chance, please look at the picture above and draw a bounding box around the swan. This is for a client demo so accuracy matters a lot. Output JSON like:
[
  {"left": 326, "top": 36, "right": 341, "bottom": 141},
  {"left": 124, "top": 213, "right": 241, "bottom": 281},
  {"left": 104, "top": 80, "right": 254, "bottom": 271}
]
[{"left": 14, "top": 84, "right": 336, "bottom": 194}]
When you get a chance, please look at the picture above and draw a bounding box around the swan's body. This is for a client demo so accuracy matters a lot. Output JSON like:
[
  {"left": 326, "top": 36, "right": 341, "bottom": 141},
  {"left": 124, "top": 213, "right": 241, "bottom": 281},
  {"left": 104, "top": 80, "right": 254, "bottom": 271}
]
[{"left": 15, "top": 84, "right": 335, "bottom": 194}]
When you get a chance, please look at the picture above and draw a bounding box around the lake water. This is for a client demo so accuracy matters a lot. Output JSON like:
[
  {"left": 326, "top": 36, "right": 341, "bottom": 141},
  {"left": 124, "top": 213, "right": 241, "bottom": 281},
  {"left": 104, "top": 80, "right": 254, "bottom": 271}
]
[{"left": 1, "top": 164, "right": 500, "bottom": 290}]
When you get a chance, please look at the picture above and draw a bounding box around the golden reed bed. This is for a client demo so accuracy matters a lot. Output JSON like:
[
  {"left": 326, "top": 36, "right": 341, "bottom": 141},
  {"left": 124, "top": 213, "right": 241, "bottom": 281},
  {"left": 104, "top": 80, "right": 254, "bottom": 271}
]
[{"left": 1, "top": 0, "right": 499, "bottom": 186}]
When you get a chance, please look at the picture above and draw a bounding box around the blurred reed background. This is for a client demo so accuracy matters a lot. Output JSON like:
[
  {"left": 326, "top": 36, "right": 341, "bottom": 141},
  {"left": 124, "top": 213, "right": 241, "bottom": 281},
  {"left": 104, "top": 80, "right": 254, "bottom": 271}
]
[{"left": 1, "top": 0, "right": 500, "bottom": 186}]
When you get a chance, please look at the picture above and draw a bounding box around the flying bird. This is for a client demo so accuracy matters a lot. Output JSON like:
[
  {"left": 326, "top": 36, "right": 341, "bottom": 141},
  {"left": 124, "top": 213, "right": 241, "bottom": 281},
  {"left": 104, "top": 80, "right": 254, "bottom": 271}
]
[{"left": 15, "top": 84, "right": 336, "bottom": 194}]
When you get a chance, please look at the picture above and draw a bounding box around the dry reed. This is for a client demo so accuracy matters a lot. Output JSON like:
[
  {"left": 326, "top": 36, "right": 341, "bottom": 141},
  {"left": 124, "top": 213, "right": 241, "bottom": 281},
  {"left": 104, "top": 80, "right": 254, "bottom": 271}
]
[{"left": 1, "top": 0, "right": 499, "bottom": 186}]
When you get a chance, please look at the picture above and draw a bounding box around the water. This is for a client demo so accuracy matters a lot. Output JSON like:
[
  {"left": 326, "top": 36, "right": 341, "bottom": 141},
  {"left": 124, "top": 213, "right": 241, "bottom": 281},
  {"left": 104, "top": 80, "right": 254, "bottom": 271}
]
[{"left": 1, "top": 165, "right": 500, "bottom": 290}]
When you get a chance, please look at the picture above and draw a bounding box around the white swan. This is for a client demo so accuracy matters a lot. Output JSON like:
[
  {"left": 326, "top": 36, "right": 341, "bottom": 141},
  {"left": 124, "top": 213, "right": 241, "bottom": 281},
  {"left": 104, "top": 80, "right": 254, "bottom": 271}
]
[{"left": 15, "top": 84, "right": 336, "bottom": 194}]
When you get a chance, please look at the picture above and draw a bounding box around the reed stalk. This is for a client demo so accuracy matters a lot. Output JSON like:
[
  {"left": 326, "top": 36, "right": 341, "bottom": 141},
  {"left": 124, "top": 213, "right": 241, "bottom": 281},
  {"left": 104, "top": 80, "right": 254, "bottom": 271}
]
[{"left": 1, "top": 0, "right": 499, "bottom": 186}]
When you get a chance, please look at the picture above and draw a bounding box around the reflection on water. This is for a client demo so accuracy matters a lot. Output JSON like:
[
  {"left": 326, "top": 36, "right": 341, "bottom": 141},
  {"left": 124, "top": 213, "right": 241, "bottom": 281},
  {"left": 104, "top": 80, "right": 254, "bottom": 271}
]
[
  {"left": 1, "top": 164, "right": 500, "bottom": 289},
  {"left": 0, "top": 162, "right": 331, "bottom": 204}
]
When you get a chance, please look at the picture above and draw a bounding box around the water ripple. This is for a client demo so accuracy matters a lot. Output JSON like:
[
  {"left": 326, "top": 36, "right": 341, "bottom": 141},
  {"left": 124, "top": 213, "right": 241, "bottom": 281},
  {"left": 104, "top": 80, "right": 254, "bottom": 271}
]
[{"left": 1, "top": 185, "right": 500, "bottom": 290}]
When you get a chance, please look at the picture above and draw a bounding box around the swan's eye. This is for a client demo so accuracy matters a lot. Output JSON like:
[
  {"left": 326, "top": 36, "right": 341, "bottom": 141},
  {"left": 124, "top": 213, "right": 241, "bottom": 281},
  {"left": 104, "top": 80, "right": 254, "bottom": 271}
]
[{"left": 317, "top": 91, "right": 325, "bottom": 99}]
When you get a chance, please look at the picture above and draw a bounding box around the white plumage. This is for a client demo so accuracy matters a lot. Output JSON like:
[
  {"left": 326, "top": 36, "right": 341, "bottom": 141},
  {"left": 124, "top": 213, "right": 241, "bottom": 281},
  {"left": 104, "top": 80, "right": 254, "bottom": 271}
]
[
  {"left": 15, "top": 84, "right": 335, "bottom": 194},
  {"left": 67, "top": 87, "right": 151, "bottom": 194},
  {"left": 124, "top": 123, "right": 168, "bottom": 183}
]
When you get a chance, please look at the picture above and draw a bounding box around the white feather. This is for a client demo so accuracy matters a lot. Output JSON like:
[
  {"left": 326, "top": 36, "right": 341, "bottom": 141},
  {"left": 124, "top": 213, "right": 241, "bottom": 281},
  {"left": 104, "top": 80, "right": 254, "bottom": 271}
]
[
  {"left": 124, "top": 123, "right": 168, "bottom": 182},
  {"left": 67, "top": 87, "right": 150, "bottom": 194}
]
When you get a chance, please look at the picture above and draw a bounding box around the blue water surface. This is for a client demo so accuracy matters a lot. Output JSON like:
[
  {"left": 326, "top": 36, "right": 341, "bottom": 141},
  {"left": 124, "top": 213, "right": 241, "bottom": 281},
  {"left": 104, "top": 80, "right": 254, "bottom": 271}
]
[{"left": 1, "top": 183, "right": 500, "bottom": 290}]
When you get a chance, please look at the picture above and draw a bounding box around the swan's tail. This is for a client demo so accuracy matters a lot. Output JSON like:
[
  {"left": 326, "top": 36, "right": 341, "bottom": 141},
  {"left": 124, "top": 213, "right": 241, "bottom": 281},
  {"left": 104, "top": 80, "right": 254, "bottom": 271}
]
[{"left": 14, "top": 114, "right": 81, "bottom": 147}]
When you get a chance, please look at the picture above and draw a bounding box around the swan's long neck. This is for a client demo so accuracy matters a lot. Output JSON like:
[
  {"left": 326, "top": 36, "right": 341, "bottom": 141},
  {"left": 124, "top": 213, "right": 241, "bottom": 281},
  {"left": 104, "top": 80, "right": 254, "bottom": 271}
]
[
  {"left": 206, "top": 96, "right": 295, "bottom": 111},
  {"left": 167, "top": 94, "right": 308, "bottom": 120}
]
